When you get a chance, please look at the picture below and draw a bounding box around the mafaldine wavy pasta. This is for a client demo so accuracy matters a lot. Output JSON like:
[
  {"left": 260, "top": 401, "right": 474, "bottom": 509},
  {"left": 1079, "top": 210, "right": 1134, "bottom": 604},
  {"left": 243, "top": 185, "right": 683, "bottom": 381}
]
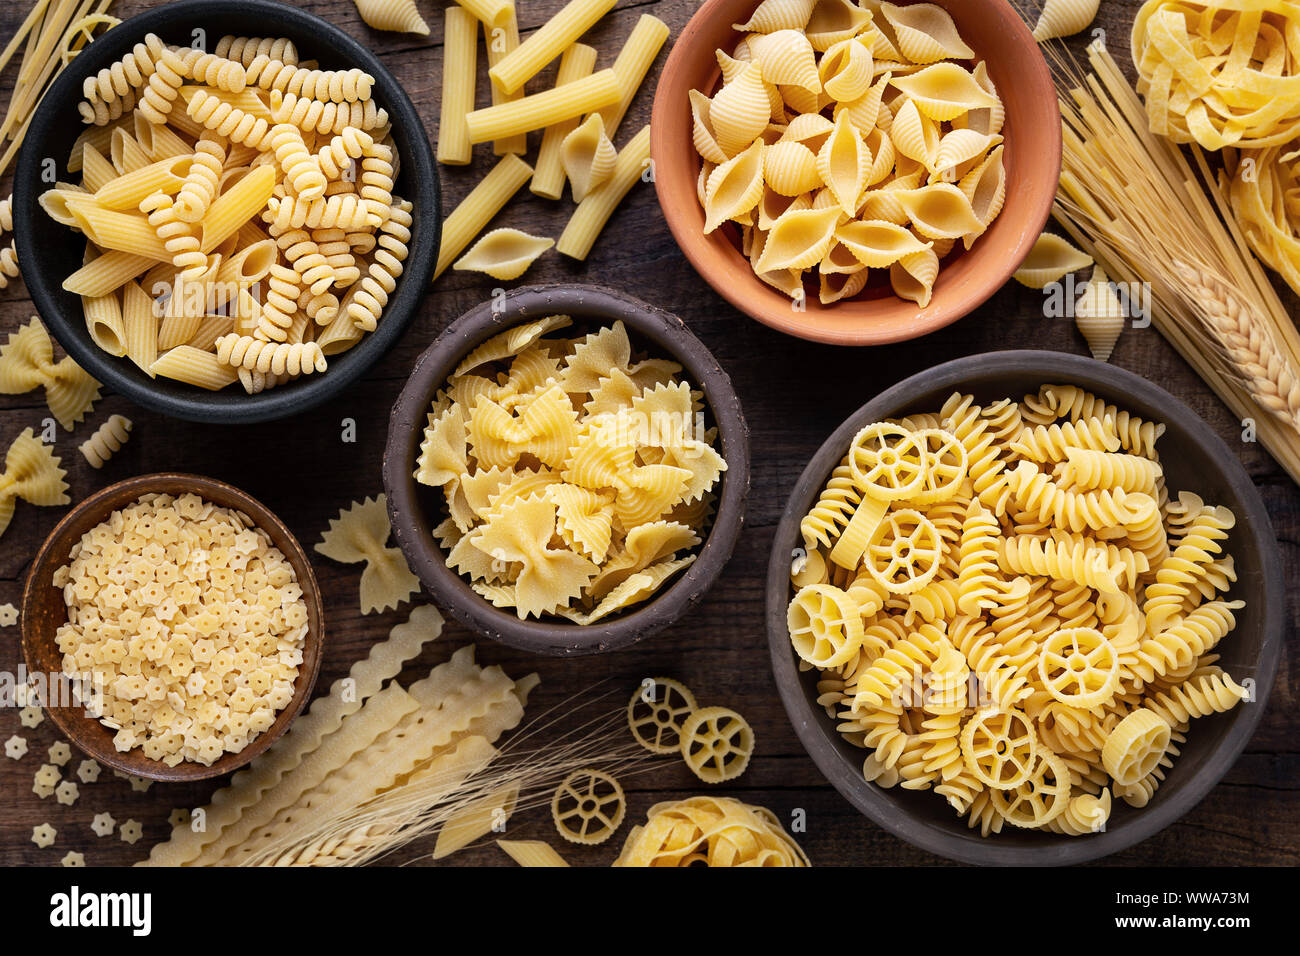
[
  {"left": 0, "top": 318, "right": 101, "bottom": 430},
  {"left": 789, "top": 384, "right": 1249, "bottom": 831},
  {"left": 453, "top": 228, "right": 554, "bottom": 281},
  {"left": 0, "top": 427, "right": 70, "bottom": 540},
  {"left": 689, "top": 3, "right": 1005, "bottom": 305},
  {"left": 315, "top": 494, "right": 420, "bottom": 614}
]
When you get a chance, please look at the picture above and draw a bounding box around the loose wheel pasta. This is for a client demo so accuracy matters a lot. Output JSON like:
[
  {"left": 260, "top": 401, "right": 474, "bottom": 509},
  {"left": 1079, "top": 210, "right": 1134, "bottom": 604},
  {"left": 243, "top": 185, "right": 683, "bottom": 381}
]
[
  {"left": 551, "top": 769, "right": 626, "bottom": 845},
  {"left": 627, "top": 678, "right": 698, "bottom": 754},
  {"left": 680, "top": 706, "right": 755, "bottom": 783}
]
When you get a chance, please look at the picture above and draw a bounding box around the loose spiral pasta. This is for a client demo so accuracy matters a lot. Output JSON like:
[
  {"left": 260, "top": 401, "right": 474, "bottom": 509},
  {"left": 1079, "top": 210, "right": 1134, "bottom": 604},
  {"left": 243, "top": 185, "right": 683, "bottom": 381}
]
[
  {"left": 78, "top": 414, "right": 132, "bottom": 469},
  {"left": 215, "top": 334, "right": 327, "bottom": 376}
]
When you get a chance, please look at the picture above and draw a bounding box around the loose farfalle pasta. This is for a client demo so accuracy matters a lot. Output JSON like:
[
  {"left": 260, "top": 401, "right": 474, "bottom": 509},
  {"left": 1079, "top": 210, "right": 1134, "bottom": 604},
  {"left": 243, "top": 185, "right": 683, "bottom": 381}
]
[
  {"left": 418, "top": 317, "right": 726, "bottom": 622},
  {"left": 613, "top": 796, "right": 810, "bottom": 866},
  {"left": 789, "top": 385, "right": 1249, "bottom": 835},
  {"left": 43, "top": 31, "right": 412, "bottom": 394},
  {"left": 314, "top": 494, "right": 420, "bottom": 614},
  {"left": 53, "top": 492, "right": 309, "bottom": 766},
  {"left": 0, "top": 427, "right": 70, "bottom": 541},
  {"left": 689, "top": 2, "right": 1005, "bottom": 305},
  {"left": 1133, "top": 0, "right": 1300, "bottom": 150},
  {"left": 0, "top": 317, "right": 101, "bottom": 429}
]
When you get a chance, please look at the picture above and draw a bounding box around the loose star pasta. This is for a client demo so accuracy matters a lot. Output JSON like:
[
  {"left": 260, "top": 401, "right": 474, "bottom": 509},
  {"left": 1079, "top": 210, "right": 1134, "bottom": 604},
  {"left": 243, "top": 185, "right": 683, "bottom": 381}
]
[
  {"left": 53, "top": 492, "right": 309, "bottom": 767},
  {"left": 689, "top": 1, "right": 1006, "bottom": 305},
  {"left": 418, "top": 317, "right": 726, "bottom": 622},
  {"left": 789, "top": 385, "right": 1250, "bottom": 835}
]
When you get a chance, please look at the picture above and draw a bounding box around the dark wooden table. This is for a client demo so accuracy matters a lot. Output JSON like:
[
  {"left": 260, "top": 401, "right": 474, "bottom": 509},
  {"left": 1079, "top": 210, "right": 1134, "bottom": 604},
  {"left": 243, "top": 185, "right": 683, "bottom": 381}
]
[{"left": 1, "top": 0, "right": 1295, "bottom": 867}]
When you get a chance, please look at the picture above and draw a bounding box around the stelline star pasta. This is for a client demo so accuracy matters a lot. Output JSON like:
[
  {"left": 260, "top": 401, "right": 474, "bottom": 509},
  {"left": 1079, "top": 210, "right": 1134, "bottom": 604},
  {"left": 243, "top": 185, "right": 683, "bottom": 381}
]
[
  {"left": 788, "top": 384, "right": 1250, "bottom": 835},
  {"left": 689, "top": 1, "right": 1006, "bottom": 305},
  {"left": 417, "top": 316, "right": 727, "bottom": 623}
]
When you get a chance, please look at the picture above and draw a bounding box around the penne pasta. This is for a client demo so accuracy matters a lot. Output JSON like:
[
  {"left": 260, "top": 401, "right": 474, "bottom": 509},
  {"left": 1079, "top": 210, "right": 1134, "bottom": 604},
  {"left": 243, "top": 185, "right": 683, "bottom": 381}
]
[
  {"left": 488, "top": 0, "right": 618, "bottom": 94},
  {"left": 531, "top": 43, "right": 599, "bottom": 200},
  {"left": 438, "top": 7, "right": 478, "bottom": 166},
  {"left": 557, "top": 124, "right": 650, "bottom": 260},
  {"left": 64, "top": 249, "right": 155, "bottom": 297},
  {"left": 80, "top": 145, "right": 117, "bottom": 192},
  {"left": 435, "top": 153, "right": 533, "bottom": 278},
  {"left": 199, "top": 165, "right": 276, "bottom": 254},
  {"left": 68, "top": 203, "right": 171, "bottom": 260},
  {"left": 92, "top": 156, "right": 193, "bottom": 210},
  {"left": 121, "top": 280, "right": 158, "bottom": 376},
  {"left": 82, "top": 291, "right": 127, "bottom": 358},
  {"left": 465, "top": 70, "right": 621, "bottom": 145},
  {"left": 150, "top": 345, "right": 240, "bottom": 390},
  {"left": 596, "top": 15, "right": 671, "bottom": 138}
]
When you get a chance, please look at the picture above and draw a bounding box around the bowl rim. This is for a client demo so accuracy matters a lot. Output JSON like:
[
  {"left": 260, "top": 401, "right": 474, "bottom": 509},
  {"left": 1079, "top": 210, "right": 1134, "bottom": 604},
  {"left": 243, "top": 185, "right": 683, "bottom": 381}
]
[
  {"left": 649, "top": 0, "right": 1062, "bottom": 347},
  {"left": 764, "top": 350, "right": 1284, "bottom": 864},
  {"left": 20, "top": 471, "right": 326, "bottom": 782},
  {"left": 382, "top": 282, "right": 751, "bottom": 657},
  {"left": 11, "top": 0, "right": 440, "bottom": 424}
]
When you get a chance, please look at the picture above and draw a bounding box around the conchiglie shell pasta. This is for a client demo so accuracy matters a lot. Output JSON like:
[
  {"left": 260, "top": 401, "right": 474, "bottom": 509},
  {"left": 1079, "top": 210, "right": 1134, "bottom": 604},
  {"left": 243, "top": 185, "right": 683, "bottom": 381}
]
[
  {"left": 835, "top": 219, "right": 931, "bottom": 267},
  {"left": 817, "top": 111, "right": 871, "bottom": 215},
  {"left": 958, "top": 144, "right": 1006, "bottom": 248},
  {"left": 834, "top": 73, "right": 890, "bottom": 132},
  {"left": 819, "top": 265, "right": 871, "bottom": 303},
  {"left": 756, "top": 206, "right": 842, "bottom": 272},
  {"left": 878, "top": 2, "right": 974, "bottom": 63},
  {"left": 561, "top": 114, "right": 617, "bottom": 201},
  {"left": 782, "top": 111, "right": 835, "bottom": 149},
  {"left": 819, "top": 240, "right": 866, "bottom": 274},
  {"left": 752, "top": 30, "right": 822, "bottom": 93},
  {"left": 758, "top": 188, "right": 811, "bottom": 229},
  {"left": 953, "top": 62, "right": 1005, "bottom": 137},
  {"left": 864, "top": 126, "right": 895, "bottom": 184},
  {"left": 354, "top": 0, "right": 430, "bottom": 35},
  {"left": 733, "top": 0, "right": 816, "bottom": 33},
  {"left": 1074, "top": 265, "right": 1126, "bottom": 361},
  {"left": 889, "top": 98, "right": 939, "bottom": 168},
  {"left": 933, "top": 129, "right": 999, "bottom": 178},
  {"left": 895, "top": 183, "right": 983, "bottom": 239},
  {"left": 1032, "top": 0, "right": 1100, "bottom": 42},
  {"left": 704, "top": 140, "right": 766, "bottom": 232},
  {"left": 1012, "top": 233, "right": 1094, "bottom": 289},
  {"left": 765, "top": 140, "right": 823, "bottom": 196},
  {"left": 890, "top": 246, "right": 940, "bottom": 306},
  {"left": 689, "top": 89, "right": 728, "bottom": 164},
  {"left": 716, "top": 50, "right": 749, "bottom": 85},
  {"left": 780, "top": 83, "right": 821, "bottom": 115},
  {"left": 710, "top": 63, "right": 771, "bottom": 156},
  {"left": 804, "top": 0, "right": 872, "bottom": 51},
  {"left": 890, "top": 63, "right": 998, "bottom": 122},
  {"left": 453, "top": 229, "right": 554, "bottom": 280},
  {"left": 820, "top": 37, "right": 873, "bottom": 102}
]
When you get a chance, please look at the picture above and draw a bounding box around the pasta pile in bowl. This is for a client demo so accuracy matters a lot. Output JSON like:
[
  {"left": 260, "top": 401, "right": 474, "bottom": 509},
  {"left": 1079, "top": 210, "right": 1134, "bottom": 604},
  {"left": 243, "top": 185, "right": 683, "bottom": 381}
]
[
  {"left": 12, "top": 1, "right": 437, "bottom": 423},
  {"left": 384, "top": 285, "right": 751, "bottom": 656},
  {"left": 766, "top": 352, "right": 1282, "bottom": 863}
]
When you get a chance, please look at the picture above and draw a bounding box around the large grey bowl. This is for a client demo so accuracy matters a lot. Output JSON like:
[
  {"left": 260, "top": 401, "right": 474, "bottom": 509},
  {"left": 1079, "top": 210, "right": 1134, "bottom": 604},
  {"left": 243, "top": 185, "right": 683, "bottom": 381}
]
[{"left": 766, "top": 351, "right": 1283, "bottom": 865}]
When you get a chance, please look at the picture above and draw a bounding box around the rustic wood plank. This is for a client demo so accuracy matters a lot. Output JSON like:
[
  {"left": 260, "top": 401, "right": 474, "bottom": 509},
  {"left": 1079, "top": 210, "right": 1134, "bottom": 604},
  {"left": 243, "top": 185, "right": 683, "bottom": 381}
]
[{"left": 0, "top": 0, "right": 1295, "bottom": 867}]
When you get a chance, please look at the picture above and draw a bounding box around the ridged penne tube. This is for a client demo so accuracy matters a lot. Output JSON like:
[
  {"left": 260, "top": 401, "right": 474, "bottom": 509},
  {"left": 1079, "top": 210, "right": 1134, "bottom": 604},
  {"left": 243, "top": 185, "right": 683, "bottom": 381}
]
[
  {"left": 83, "top": 292, "right": 127, "bottom": 357},
  {"left": 560, "top": 114, "right": 616, "bottom": 202},
  {"left": 437, "top": 7, "right": 477, "bottom": 166},
  {"left": 353, "top": 0, "right": 430, "bottom": 35},
  {"left": 484, "top": 6, "right": 526, "bottom": 155},
  {"left": 92, "top": 156, "right": 192, "bottom": 209},
  {"left": 531, "top": 44, "right": 598, "bottom": 199},
  {"left": 465, "top": 70, "right": 621, "bottom": 145},
  {"left": 488, "top": 0, "right": 618, "bottom": 95},
  {"left": 63, "top": 250, "right": 154, "bottom": 297},
  {"left": 67, "top": 203, "right": 170, "bottom": 261},
  {"left": 435, "top": 154, "right": 534, "bottom": 278},
  {"left": 596, "top": 15, "right": 671, "bottom": 138},
  {"left": 557, "top": 124, "right": 651, "bottom": 261},
  {"left": 453, "top": 228, "right": 554, "bottom": 281},
  {"left": 199, "top": 164, "right": 276, "bottom": 253},
  {"left": 149, "top": 345, "right": 240, "bottom": 389}
]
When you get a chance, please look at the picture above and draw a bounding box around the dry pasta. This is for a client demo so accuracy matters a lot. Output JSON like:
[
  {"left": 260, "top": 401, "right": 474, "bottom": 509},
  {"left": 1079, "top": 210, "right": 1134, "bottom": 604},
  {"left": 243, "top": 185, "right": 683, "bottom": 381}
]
[
  {"left": 437, "top": 7, "right": 477, "bottom": 165},
  {"left": 688, "top": 4, "right": 1005, "bottom": 306},
  {"left": 40, "top": 31, "right": 413, "bottom": 395},
  {"left": 418, "top": 316, "right": 725, "bottom": 622},
  {"left": 452, "top": 228, "right": 554, "bottom": 281},
  {"left": 613, "top": 796, "right": 809, "bottom": 866},
  {"left": 314, "top": 494, "right": 420, "bottom": 614},
  {"left": 0, "top": 317, "right": 101, "bottom": 429},
  {"left": 788, "top": 385, "right": 1248, "bottom": 834},
  {"left": 78, "top": 412, "right": 132, "bottom": 468},
  {"left": 352, "top": 0, "right": 430, "bottom": 35},
  {"left": 0, "top": 427, "right": 69, "bottom": 540},
  {"left": 488, "top": 0, "right": 618, "bottom": 95}
]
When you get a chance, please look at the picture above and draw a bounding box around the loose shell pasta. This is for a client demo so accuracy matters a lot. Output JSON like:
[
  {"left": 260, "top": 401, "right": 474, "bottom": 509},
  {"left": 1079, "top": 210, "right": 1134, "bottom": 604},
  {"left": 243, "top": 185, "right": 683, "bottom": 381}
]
[
  {"left": 417, "top": 317, "right": 726, "bottom": 622},
  {"left": 788, "top": 385, "right": 1249, "bottom": 835},
  {"left": 688, "top": 1, "right": 1006, "bottom": 306}
]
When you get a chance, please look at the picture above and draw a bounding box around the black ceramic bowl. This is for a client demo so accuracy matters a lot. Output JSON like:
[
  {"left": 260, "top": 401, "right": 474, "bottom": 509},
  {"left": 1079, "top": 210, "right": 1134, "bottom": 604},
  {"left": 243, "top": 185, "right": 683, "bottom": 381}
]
[
  {"left": 12, "top": 0, "right": 439, "bottom": 424},
  {"left": 384, "top": 284, "right": 750, "bottom": 656},
  {"left": 766, "top": 351, "right": 1283, "bottom": 865}
]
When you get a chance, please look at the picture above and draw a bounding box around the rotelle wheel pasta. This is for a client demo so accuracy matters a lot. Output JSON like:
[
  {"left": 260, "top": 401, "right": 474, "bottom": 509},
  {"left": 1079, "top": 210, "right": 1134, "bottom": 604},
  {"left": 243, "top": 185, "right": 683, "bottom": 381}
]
[
  {"left": 789, "top": 384, "right": 1251, "bottom": 837},
  {"left": 689, "top": 1, "right": 1006, "bottom": 305}
]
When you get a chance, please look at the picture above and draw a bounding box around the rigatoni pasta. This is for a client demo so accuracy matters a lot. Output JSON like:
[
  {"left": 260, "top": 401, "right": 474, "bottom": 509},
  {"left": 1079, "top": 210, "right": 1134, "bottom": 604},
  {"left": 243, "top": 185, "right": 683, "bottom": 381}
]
[
  {"left": 437, "top": 7, "right": 478, "bottom": 165},
  {"left": 39, "top": 31, "right": 415, "bottom": 394}
]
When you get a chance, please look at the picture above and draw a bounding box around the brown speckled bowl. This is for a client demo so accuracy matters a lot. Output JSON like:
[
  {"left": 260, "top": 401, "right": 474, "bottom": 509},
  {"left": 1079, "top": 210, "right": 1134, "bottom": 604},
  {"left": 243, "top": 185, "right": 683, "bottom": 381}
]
[
  {"left": 383, "top": 284, "right": 750, "bottom": 657},
  {"left": 21, "top": 474, "right": 325, "bottom": 782},
  {"left": 651, "top": 0, "right": 1061, "bottom": 345}
]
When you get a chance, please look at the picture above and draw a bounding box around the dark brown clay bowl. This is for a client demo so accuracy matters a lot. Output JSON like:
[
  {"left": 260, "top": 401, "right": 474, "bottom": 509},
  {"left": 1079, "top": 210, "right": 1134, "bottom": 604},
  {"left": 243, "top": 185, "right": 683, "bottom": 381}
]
[
  {"left": 766, "top": 351, "right": 1283, "bottom": 864},
  {"left": 12, "top": 0, "right": 439, "bottom": 424},
  {"left": 651, "top": 0, "right": 1061, "bottom": 345},
  {"left": 21, "top": 473, "right": 325, "bottom": 782},
  {"left": 384, "top": 284, "right": 750, "bottom": 657}
]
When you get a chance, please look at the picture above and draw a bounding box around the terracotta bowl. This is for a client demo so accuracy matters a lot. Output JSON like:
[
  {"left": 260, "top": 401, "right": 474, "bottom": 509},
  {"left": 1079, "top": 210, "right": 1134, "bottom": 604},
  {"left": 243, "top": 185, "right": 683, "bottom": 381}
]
[
  {"left": 651, "top": 0, "right": 1061, "bottom": 345},
  {"left": 383, "top": 284, "right": 750, "bottom": 657},
  {"left": 11, "top": 0, "right": 439, "bottom": 424},
  {"left": 766, "top": 352, "right": 1283, "bottom": 864},
  {"left": 21, "top": 474, "right": 325, "bottom": 782}
]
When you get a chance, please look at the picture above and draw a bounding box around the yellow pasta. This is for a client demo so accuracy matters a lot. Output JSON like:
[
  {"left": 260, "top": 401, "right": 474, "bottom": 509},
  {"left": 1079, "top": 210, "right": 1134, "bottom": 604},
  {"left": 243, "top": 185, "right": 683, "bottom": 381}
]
[
  {"left": 435, "top": 153, "right": 534, "bottom": 278},
  {"left": 484, "top": 5, "right": 526, "bottom": 155},
  {"left": 0, "top": 317, "right": 101, "bottom": 429},
  {"left": 464, "top": 69, "right": 622, "bottom": 145},
  {"left": 596, "top": 15, "right": 671, "bottom": 137},
  {"left": 1012, "top": 233, "right": 1095, "bottom": 289},
  {"left": 315, "top": 494, "right": 420, "bottom": 614},
  {"left": 437, "top": 7, "right": 477, "bottom": 166},
  {"left": 149, "top": 345, "right": 239, "bottom": 389},
  {"left": 530, "top": 43, "right": 599, "bottom": 199},
  {"left": 560, "top": 114, "right": 616, "bottom": 202},
  {"left": 557, "top": 124, "right": 651, "bottom": 261},
  {"left": 453, "top": 0, "right": 514, "bottom": 28},
  {"left": 78, "top": 413, "right": 132, "bottom": 468},
  {"left": 488, "top": 0, "right": 618, "bottom": 95},
  {"left": 497, "top": 839, "right": 570, "bottom": 867},
  {"left": 1032, "top": 0, "right": 1100, "bottom": 41},
  {"left": 453, "top": 228, "right": 554, "bottom": 281},
  {"left": 353, "top": 0, "right": 430, "bottom": 35}
]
